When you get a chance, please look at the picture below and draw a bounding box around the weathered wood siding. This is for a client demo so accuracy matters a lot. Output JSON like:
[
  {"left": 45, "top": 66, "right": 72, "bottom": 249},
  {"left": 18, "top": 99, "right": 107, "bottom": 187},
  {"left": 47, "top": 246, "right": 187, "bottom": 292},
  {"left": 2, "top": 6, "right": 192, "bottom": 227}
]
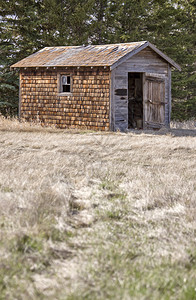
[
  {"left": 20, "top": 67, "right": 110, "bottom": 130},
  {"left": 111, "top": 68, "right": 128, "bottom": 131},
  {"left": 112, "top": 47, "right": 170, "bottom": 131}
]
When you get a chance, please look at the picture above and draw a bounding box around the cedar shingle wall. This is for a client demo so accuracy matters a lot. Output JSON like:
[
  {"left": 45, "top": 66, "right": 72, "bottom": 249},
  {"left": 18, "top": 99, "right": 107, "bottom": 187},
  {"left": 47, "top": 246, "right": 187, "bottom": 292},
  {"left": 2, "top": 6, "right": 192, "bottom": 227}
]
[{"left": 20, "top": 67, "right": 110, "bottom": 130}]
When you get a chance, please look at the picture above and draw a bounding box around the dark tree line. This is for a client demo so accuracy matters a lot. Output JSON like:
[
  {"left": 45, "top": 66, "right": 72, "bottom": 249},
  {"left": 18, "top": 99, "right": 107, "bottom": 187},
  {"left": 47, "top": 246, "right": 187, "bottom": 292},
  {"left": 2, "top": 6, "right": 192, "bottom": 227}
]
[{"left": 0, "top": 0, "right": 195, "bottom": 120}]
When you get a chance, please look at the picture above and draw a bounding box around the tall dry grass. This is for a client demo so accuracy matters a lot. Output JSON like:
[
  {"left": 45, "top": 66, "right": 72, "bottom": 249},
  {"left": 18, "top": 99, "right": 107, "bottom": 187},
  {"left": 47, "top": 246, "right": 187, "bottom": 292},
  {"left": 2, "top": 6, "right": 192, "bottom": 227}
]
[
  {"left": 0, "top": 115, "right": 196, "bottom": 299},
  {"left": 170, "top": 119, "right": 196, "bottom": 129}
]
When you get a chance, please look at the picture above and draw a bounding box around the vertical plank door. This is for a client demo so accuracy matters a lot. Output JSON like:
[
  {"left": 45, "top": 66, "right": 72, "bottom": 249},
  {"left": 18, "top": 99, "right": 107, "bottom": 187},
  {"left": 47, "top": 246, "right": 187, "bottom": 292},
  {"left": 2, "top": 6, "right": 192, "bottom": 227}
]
[{"left": 143, "top": 73, "right": 166, "bottom": 129}]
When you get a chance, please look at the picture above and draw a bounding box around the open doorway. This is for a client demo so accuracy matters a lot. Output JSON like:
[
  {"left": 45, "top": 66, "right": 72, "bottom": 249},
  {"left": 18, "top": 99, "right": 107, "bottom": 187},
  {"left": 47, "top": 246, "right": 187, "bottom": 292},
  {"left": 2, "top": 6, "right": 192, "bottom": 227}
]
[{"left": 128, "top": 73, "right": 143, "bottom": 129}]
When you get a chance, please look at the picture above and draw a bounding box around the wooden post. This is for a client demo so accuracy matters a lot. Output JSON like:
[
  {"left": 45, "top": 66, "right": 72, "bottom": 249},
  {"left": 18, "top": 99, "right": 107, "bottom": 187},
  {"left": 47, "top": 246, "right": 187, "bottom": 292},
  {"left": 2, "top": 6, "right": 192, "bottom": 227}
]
[
  {"left": 19, "top": 71, "right": 22, "bottom": 119},
  {"left": 168, "top": 65, "right": 172, "bottom": 127},
  {"left": 142, "top": 73, "right": 146, "bottom": 129}
]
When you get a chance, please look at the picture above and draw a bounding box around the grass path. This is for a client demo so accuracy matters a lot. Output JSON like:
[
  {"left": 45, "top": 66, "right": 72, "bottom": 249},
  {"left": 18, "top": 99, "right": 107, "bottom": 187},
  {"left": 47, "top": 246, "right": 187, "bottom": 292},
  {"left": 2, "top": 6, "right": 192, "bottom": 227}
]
[{"left": 0, "top": 120, "right": 196, "bottom": 299}]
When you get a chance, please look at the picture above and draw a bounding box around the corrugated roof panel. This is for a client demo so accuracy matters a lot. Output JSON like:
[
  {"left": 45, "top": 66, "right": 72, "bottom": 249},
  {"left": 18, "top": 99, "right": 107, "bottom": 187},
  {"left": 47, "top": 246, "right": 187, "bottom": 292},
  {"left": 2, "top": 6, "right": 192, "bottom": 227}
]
[{"left": 11, "top": 42, "right": 147, "bottom": 68}]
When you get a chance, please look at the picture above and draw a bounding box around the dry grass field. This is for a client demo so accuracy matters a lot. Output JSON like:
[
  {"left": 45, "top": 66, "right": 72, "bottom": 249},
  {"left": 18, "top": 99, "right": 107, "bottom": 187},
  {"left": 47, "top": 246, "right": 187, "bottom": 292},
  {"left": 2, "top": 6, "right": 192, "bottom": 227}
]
[{"left": 0, "top": 116, "right": 196, "bottom": 300}]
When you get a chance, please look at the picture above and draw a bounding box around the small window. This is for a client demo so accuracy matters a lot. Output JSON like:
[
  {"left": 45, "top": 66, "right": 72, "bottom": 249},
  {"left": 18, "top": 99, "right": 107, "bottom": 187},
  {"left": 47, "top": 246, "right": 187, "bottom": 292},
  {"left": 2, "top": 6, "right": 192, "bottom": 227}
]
[{"left": 61, "top": 75, "right": 71, "bottom": 93}]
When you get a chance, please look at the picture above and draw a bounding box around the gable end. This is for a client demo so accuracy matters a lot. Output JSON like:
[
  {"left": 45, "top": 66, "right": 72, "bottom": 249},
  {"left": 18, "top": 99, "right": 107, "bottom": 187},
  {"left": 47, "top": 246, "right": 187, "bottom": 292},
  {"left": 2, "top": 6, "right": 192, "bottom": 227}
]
[{"left": 110, "top": 42, "right": 181, "bottom": 71}]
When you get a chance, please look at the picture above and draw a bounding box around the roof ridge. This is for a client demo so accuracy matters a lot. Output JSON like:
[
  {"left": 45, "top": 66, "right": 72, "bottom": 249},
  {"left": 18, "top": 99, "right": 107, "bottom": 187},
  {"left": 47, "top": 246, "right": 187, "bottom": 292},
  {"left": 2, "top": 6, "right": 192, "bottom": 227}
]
[
  {"left": 87, "top": 41, "right": 147, "bottom": 47},
  {"left": 41, "top": 41, "right": 147, "bottom": 49}
]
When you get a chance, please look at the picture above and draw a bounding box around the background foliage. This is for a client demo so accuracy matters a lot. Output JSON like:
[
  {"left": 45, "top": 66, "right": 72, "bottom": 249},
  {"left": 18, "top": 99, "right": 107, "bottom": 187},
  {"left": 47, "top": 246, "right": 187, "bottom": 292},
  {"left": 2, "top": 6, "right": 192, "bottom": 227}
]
[{"left": 0, "top": 0, "right": 195, "bottom": 120}]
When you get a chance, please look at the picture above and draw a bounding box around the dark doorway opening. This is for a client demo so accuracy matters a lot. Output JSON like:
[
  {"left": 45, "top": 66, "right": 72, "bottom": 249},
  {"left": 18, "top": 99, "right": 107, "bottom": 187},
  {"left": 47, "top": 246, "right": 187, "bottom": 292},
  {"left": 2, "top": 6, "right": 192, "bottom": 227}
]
[{"left": 128, "top": 73, "right": 143, "bottom": 129}]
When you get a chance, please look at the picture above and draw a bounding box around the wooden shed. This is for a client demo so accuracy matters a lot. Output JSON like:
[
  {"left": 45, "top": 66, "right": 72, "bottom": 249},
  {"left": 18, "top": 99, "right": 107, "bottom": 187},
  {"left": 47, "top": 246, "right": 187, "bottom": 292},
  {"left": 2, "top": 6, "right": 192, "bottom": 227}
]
[{"left": 11, "top": 41, "right": 181, "bottom": 131}]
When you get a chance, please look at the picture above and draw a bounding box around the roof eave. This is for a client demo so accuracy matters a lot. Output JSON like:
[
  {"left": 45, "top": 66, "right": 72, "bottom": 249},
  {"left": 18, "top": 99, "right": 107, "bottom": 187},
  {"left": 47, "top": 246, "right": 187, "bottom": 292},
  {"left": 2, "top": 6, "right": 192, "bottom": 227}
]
[{"left": 10, "top": 64, "right": 111, "bottom": 69}]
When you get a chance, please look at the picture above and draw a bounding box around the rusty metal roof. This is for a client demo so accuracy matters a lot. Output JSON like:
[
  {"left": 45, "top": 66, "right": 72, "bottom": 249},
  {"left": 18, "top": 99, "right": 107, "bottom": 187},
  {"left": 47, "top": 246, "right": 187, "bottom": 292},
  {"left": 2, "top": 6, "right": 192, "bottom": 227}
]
[
  {"left": 10, "top": 41, "right": 181, "bottom": 70},
  {"left": 11, "top": 42, "right": 147, "bottom": 68}
]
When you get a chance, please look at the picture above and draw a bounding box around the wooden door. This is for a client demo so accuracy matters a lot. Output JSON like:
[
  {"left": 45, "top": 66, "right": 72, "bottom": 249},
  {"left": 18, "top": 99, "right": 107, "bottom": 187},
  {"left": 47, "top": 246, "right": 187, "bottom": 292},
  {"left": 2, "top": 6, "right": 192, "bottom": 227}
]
[{"left": 143, "top": 73, "right": 166, "bottom": 128}]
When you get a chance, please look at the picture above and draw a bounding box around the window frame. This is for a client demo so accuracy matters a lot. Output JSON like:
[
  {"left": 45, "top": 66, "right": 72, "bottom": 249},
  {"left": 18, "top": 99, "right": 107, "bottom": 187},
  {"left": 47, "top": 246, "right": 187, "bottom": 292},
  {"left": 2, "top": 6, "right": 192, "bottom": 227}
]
[{"left": 58, "top": 73, "right": 72, "bottom": 96}]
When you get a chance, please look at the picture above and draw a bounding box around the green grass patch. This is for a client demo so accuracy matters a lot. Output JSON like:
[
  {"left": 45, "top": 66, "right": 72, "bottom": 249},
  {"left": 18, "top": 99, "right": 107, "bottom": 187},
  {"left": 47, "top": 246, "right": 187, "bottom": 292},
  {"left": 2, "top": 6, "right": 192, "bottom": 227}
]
[
  {"left": 99, "top": 179, "right": 117, "bottom": 191},
  {"left": 106, "top": 209, "right": 125, "bottom": 220},
  {"left": 14, "top": 233, "right": 43, "bottom": 254}
]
